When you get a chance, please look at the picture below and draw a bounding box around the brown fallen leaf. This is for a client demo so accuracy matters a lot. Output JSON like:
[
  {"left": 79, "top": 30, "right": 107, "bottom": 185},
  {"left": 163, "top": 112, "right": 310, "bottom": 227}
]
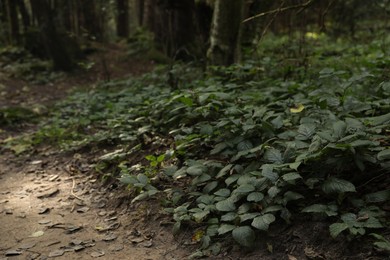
[
  {"left": 5, "top": 250, "right": 23, "bottom": 256},
  {"left": 288, "top": 254, "right": 298, "bottom": 260},
  {"left": 37, "top": 188, "right": 59, "bottom": 199},
  {"left": 18, "top": 242, "right": 36, "bottom": 249},
  {"left": 49, "top": 249, "right": 65, "bottom": 257},
  {"left": 91, "top": 250, "right": 105, "bottom": 257}
]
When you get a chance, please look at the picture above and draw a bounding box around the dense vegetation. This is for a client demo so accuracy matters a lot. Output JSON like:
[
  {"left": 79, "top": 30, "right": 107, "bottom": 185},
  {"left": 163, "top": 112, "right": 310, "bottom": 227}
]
[{"left": 4, "top": 33, "right": 389, "bottom": 257}]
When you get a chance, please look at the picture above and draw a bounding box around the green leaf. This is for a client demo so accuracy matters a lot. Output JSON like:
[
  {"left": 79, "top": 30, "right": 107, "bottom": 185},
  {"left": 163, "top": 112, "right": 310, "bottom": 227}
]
[
  {"left": 247, "top": 192, "right": 264, "bottom": 202},
  {"left": 216, "top": 198, "right": 236, "bottom": 212},
  {"left": 377, "top": 149, "right": 390, "bottom": 160},
  {"left": 232, "top": 226, "right": 255, "bottom": 247},
  {"left": 267, "top": 186, "right": 280, "bottom": 198},
  {"left": 364, "top": 190, "right": 390, "bottom": 203},
  {"left": 302, "top": 204, "right": 328, "bottom": 213},
  {"left": 289, "top": 161, "right": 301, "bottom": 171},
  {"left": 178, "top": 96, "right": 193, "bottom": 107},
  {"left": 366, "top": 112, "right": 390, "bottom": 126},
  {"left": 235, "top": 184, "right": 255, "bottom": 193},
  {"left": 261, "top": 164, "right": 278, "bottom": 182},
  {"left": 221, "top": 212, "right": 238, "bottom": 222},
  {"left": 218, "top": 224, "right": 236, "bottom": 235},
  {"left": 283, "top": 191, "right": 304, "bottom": 202},
  {"left": 329, "top": 223, "right": 349, "bottom": 238},
  {"left": 333, "top": 120, "right": 347, "bottom": 139},
  {"left": 296, "top": 123, "right": 316, "bottom": 140},
  {"left": 137, "top": 174, "right": 149, "bottom": 185},
  {"left": 216, "top": 164, "right": 233, "bottom": 178},
  {"left": 237, "top": 140, "right": 253, "bottom": 151},
  {"left": 282, "top": 172, "right": 302, "bottom": 182},
  {"left": 214, "top": 188, "right": 231, "bottom": 197},
  {"left": 203, "top": 181, "right": 218, "bottom": 194},
  {"left": 264, "top": 148, "right": 283, "bottom": 164},
  {"left": 251, "top": 214, "right": 276, "bottom": 231},
  {"left": 240, "top": 213, "right": 260, "bottom": 222},
  {"left": 322, "top": 178, "right": 356, "bottom": 194},
  {"left": 186, "top": 165, "right": 205, "bottom": 176},
  {"left": 262, "top": 205, "right": 283, "bottom": 213}
]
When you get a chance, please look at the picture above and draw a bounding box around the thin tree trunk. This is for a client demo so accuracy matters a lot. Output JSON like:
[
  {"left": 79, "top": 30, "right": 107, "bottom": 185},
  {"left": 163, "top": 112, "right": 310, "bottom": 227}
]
[
  {"left": 207, "top": 0, "right": 244, "bottom": 66},
  {"left": 116, "top": 0, "right": 129, "bottom": 37},
  {"left": 6, "top": 0, "right": 20, "bottom": 44},
  {"left": 30, "top": 0, "right": 74, "bottom": 71}
]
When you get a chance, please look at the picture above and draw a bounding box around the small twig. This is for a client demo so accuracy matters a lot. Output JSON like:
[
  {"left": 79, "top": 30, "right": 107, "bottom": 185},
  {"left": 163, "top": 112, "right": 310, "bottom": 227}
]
[
  {"left": 71, "top": 177, "right": 84, "bottom": 201},
  {"left": 242, "top": 0, "right": 314, "bottom": 23}
]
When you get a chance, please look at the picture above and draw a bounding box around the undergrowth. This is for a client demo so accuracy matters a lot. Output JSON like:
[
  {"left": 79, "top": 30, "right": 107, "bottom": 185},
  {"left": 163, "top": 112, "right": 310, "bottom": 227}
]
[{"left": 14, "top": 34, "right": 390, "bottom": 257}]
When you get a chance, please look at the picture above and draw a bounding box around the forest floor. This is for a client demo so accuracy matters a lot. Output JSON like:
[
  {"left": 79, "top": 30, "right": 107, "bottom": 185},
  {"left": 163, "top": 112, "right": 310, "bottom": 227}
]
[
  {"left": 0, "top": 45, "right": 191, "bottom": 260},
  {"left": 0, "top": 44, "right": 385, "bottom": 260}
]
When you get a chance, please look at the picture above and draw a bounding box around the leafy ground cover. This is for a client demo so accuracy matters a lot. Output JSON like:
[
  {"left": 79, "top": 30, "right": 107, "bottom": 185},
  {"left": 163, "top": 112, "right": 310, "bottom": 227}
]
[{"left": 4, "top": 34, "right": 390, "bottom": 258}]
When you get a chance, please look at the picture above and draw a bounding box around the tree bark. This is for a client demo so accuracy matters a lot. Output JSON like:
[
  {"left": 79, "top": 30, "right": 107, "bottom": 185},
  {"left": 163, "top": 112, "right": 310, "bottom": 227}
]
[
  {"left": 207, "top": 0, "right": 244, "bottom": 66},
  {"left": 116, "top": 0, "right": 130, "bottom": 37},
  {"left": 30, "top": 0, "right": 74, "bottom": 71},
  {"left": 6, "top": 0, "right": 20, "bottom": 44}
]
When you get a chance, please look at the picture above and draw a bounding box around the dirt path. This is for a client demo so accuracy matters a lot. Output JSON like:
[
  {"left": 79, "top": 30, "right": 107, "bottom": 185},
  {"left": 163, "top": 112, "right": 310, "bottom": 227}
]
[
  {"left": 0, "top": 46, "right": 190, "bottom": 260},
  {"left": 0, "top": 152, "right": 188, "bottom": 260}
]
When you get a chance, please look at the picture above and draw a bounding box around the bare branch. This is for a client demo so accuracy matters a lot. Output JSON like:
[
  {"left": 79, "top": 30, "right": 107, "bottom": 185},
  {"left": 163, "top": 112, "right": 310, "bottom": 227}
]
[{"left": 242, "top": 0, "right": 314, "bottom": 23}]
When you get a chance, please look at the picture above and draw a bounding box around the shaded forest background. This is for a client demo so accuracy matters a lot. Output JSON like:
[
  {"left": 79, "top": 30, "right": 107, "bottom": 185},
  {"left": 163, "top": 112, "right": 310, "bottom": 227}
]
[
  {"left": 1, "top": 1, "right": 390, "bottom": 259},
  {"left": 1, "top": 0, "right": 389, "bottom": 70}
]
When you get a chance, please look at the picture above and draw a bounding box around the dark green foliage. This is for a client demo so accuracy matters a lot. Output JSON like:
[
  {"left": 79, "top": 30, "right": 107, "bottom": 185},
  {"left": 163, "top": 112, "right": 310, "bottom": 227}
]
[{"left": 29, "top": 35, "right": 390, "bottom": 255}]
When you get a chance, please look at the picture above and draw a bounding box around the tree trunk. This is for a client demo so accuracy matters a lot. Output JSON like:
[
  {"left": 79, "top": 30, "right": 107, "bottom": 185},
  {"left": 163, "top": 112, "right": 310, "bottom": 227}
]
[
  {"left": 116, "top": 0, "right": 129, "bottom": 38},
  {"left": 6, "top": 0, "right": 20, "bottom": 44},
  {"left": 30, "top": 0, "right": 74, "bottom": 71},
  {"left": 15, "top": 0, "right": 30, "bottom": 32},
  {"left": 207, "top": 0, "right": 244, "bottom": 66},
  {"left": 80, "top": 0, "right": 101, "bottom": 40}
]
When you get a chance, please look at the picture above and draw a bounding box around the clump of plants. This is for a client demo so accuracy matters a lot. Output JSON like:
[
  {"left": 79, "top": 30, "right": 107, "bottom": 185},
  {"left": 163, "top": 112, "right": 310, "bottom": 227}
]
[{"left": 25, "top": 34, "right": 390, "bottom": 257}]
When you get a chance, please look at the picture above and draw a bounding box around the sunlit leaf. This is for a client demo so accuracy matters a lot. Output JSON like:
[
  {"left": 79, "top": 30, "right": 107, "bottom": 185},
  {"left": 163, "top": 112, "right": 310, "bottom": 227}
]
[{"left": 290, "top": 104, "right": 305, "bottom": 113}]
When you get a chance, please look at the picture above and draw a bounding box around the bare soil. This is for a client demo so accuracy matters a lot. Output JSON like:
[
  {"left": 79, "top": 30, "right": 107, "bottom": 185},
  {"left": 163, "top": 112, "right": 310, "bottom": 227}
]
[{"left": 1, "top": 44, "right": 388, "bottom": 260}]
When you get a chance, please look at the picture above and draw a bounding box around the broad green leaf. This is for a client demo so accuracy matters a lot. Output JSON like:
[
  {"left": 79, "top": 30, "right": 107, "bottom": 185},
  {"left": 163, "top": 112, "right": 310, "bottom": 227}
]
[
  {"left": 232, "top": 226, "right": 255, "bottom": 247},
  {"left": 214, "top": 188, "right": 231, "bottom": 197},
  {"left": 261, "top": 164, "right": 278, "bottom": 182},
  {"left": 364, "top": 190, "right": 390, "bottom": 203},
  {"left": 215, "top": 198, "right": 236, "bottom": 212},
  {"left": 225, "top": 174, "right": 239, "bottom": 186},
  {"left": 364, "top": 217, "right": 383, "bottom": 229},
  {"left": 247, "top": 192, "right": 264, "bottom": 202},
  {"left": 329, "top": 223, "right": 349, "bottom": 238},
  {"left": 289, "top": 161, "right": 301, "bottom": 171},
  {"left": 203, "top": 181, "right": 218, "bottom": 193},
  {"left": 235, "top": 184, "right": 255, "bottom": 193},
  {"left": 282, "top": 172, "right": 302, "bottom": 182},
  {"left": 284, "top": 191, "right": 304, "bottom": 202},
  {"left": 221, "top": 212, "right": 238, "bottom": 222},
  {"left": 366, "top": 112, "right": 390, "bottom": 126},
  {"left": 268, "top": 186, "right": 280, "bottom": 198},
  {"left": 262, "top": 205, "right": 283, "bottom": 213},
  {"left": 264, "top": 148, "right": 283, "bottom": 164},
  {"left": 216, "top": 164, "right": 233, "bottom": 178},
  {"left": 237, "top": 140, "right": 253, "bottom": 151},
  {"left": 251, "top": 214, "right": 276, "bottom": 231},
  {"left": 333, "top": 120, "right": 347, "bottom": 139},
  {"left": 302, "top": 204, "right": 328, "bottom": 213},
  {"left": 137, "top": 174, "right": 149, "bottom": 185},
  {"left": 322, "top": 178, "right": 356, "bottom": 194},
  {"left": 218, "top": 224, "right": 236, "bottom": 235},
  {"left": 186, "top": 165, "right": 205, "bottom": 176},
  {"left": 240, "top": 213, "right": 260, "bottom": 222},
  {"left": 296, "top": 123, "right": 316, "bottom": 140},
  {"left": 178, "top": 96, "right": 193, "bottom": 107},
  {"left": 377, "top": 149, "right": 390, "bottom": 160}
]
